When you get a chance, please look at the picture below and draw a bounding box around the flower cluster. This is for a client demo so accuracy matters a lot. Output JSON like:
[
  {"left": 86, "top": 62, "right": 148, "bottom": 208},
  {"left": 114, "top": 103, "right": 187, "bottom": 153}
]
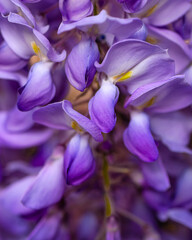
[{"left": 0, "top": 0, "right": 192, "bottom": 239}]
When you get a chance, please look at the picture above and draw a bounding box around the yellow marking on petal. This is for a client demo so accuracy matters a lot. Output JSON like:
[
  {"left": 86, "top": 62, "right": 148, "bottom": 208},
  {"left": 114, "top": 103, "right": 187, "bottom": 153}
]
[
  {"left": 31, "top": 41, "right": 47, "bottom": 62},
  {"left": 118, "top": 71, "right": 132, "bottom": 82},
  {"left": 145, "top": 4, "right": 158, "bottom": 17},
  {"left": 31, "top": 41, "right": 41, "bottom": 55},
  {"left": 146, "top": 36, "right": 158, "bottom": 45},
  {"left": 71, "top": 121, "right": 83, "bottom": 132},
  {"left": 137, "top": 97, "right": 156, "bottom": 110},
  {"left": 113, "top": 71, "right": 133, "bottom": 83}
]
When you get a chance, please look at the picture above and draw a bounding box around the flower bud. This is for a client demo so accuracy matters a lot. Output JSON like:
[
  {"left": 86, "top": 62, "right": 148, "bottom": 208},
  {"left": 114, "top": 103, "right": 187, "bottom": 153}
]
[
  {"left": 64, "top": 134, "right": 95, "bottom": 185},
  {"left": 65, "top": 38, "right": 99, "bottom": 91}
]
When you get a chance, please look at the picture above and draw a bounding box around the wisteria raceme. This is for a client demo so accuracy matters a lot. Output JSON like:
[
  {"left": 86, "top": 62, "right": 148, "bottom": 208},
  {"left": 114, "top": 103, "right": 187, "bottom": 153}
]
[{"left": 1, "top": 0, "right": 192, "bottom": 239}]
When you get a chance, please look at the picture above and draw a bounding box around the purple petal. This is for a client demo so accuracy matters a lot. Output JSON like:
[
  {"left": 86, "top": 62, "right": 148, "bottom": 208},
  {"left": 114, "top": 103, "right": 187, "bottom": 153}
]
[
  {"left": 0, "top": 112, "right": 53, "bottom": 148},
  {"left": 59, "top": 0, "right": 93, "bottom": 22},
  {"left": 27, "top": 214, "right": 61, "bottom": 240},
  {"left": 0, "top": 41, "right": 27, "bottom": 71},
  {"left": 172, "top": 169, "right": 192, "bottom": 208},
  {"left": 150, "top": 112, "right": 192, "bottom": 154},
  {"left": 22, "top": 156, "right": 66, "bottom": 210},
  {"left": 141, "top": 157, "right": 170, "bottom": 191},
  {"left": 11, "top": 0, "right": 36, "bottom": 27},
  {"left": 1, "top": 15, "right": 66, "bottom": 61},
  {"left": 146, "top": 0, "right": 191, "bottom": 26},
  {"left": 0, "top": 176, "right": 36, "bottom": 215},
  {"left": 0, "top": 69, "right": 26, "bottom": 86},
  {"left": 19, "top": 0, "right": 41, "bottom": 2},
  {"left": 130, "top": 23, "right": 147, "bottom": 41},
  {"left": 146, "top": 76, "right": 192, "bottom": 113},
  {"left": 58, "top": 9, "right": 108, "bottom": 32},
  {"left": 0, "top": 1, "right": 16, "bottom": 14},
  {"left": 58, "top": 10, "right": 143, "bottom": 41},
  {"left": 17, "top": 62, "right": 56, "bottom": 111},
  {"left": 166, "top": 208, "right": 192, "bottom": 229},
  {"left": 64, "top": 134, "right": 95, "bottom": 185},
  {"left": 144, "top": 190, "right": 170, "bottom": 211},
  {"left": 122, "top": 51, "right": 175, "bottom": 94},
  {"left": 33, "top": 102, "right": 71, "bottom": 130},
  {"left": 118, "top": 0, "right": 148, "bottom": 13},
  {"left": 125, "top": 78, "right": 171, "bottom": 108},
  {"left": 33, "top": 29, "right": 66, "bottom": 62},
  {"left": 5, "top": 161, "right": 39, "bottom": 176},
  {"left": 185, "top": 65, "right": 192, "bottom": 84},
  {"left": 95, "top": 39, "right": 167, "bottom": 77},
  {"left": 106, "top": 216, "right": 121, "bottom": 240},
  {"left": 0, "top": 15, "right": 34, "bottom": 59},
  {"left": 0, "top": 176, "right": 36, "bottom": 235},
  {"left": 5, "top": 105, "right": 34, "bottom": 132},
  {"left": 65, "top": 38, "right": 99, "bottom": 91},
  {"left": 125, "top": 75, "right": 192, "bottom": 113},
  {"left": 95, "top": 39, "right": 174, "bottom": 93},
  {"left": 147, "top": 26, "right": 191, "bottom": 73},
  {"left": 88, "top": 80, "right": 119, "bottom": 133},
  {"left": 0, "top": 207, "right": 32, "bottom": 236},
  {"left": 62, "top": 100, "right": 103, "bottom": 142},
  {"left": 123, "top": 111, "right": 158, "bottom": 162}
]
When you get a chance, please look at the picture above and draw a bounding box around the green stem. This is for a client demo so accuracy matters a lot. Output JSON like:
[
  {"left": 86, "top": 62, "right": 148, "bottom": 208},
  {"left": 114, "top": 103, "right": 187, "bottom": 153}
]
[{"left": 102, "top": 156, "right": 110, "bottom": 191}]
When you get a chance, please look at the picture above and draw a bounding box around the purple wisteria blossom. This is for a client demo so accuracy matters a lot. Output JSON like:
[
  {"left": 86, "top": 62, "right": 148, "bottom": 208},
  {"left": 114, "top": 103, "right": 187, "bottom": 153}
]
[
  {"left": 117, "top": 0, "right": 148, "bottom": 13},
  {"left": 89, "top": 80, "right": 119, "bottom": 133},
  {"left": 64, "top": 134, "right": 95, "bottom": 185},
  {"left": 22, "top": 153, "right": 66, "bottom": 209},
  {"left": 59, "top": 0, "right": 93, "bottom": 22},
  {"left": 65, "top": 38, "right": 100, "bottom": 91},
  {"left": 1, "top": 0, "right": 192, "bottom": 239},
  {"left": 123, "top": 111, "right": 159, "bottom": 162},
  {"left": 17, "top": 61, "right": 56, "bottom": 111}
]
